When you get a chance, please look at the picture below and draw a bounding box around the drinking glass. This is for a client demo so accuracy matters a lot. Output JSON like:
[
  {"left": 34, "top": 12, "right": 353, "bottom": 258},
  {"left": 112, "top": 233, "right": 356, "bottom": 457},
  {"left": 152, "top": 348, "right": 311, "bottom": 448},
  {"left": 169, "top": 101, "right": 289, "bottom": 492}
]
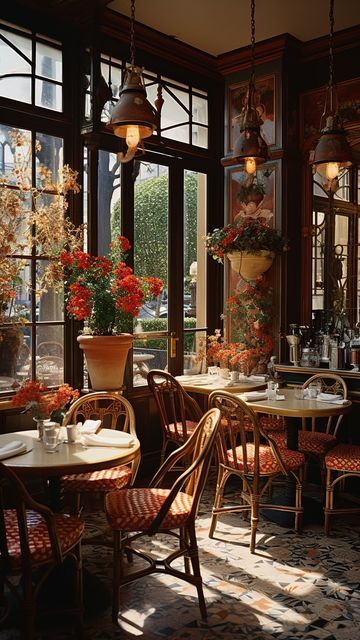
[
  {"left": 267, "top": 380, "right": 278, "bottom": 400},
  {"left": 66, "top": 424, "right": 78, "bottom": 444},
  {"left": 308, "top": 381, "right": 321, "bottom": 398},
  {"left": 43, "top": 424, "right": 60, "bottom": 453}
]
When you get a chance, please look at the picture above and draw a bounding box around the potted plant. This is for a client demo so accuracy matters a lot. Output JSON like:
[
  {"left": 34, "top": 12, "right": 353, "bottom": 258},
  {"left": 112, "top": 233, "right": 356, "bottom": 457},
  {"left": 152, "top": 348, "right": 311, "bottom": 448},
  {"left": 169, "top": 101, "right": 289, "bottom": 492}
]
[
  {"left": 59, "top": 237, "right": 163, "bottom": 390},
  {"left": 205, "top": 214, "right": 287, "bottom": 281}
]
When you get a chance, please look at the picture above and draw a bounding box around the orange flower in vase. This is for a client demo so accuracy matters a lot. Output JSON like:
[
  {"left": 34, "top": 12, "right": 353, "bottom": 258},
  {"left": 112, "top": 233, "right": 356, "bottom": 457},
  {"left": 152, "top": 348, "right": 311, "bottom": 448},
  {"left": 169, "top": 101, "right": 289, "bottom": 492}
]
[{"left": 12, "top": 380, "right": 79, "bottom": 438}]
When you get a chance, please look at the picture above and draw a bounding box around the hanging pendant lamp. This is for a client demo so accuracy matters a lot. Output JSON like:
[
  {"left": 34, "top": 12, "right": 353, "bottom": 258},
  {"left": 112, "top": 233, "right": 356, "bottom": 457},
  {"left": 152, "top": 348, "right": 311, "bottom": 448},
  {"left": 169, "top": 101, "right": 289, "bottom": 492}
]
[
  {"left": 109, "top": 0, "right": 159, "bottom": 163},
  {"left": 310, "top": 0, "right": 353, "bottom": 183},
  {"left": 222, "top": 0, "right": 268, "bottom": 175}
]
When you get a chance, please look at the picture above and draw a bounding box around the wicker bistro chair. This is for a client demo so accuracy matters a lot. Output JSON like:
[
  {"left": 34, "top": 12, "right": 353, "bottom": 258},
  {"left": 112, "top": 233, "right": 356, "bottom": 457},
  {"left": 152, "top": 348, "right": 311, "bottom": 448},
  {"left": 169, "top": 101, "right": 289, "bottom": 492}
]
[
  {"left": 208, "top": 391, "right": 305, "bottom": 554},
  {"left": 61, "top": 392, "right": 140, "bottom": 515},
  {"left": 105, "top": 408, "right": 221, "bottom": 623},
  {"left": 0, "top": 462, "right": 84, "bottom": 640},
  {"left": 324, "top": 443, "right": 360, "bottom": 534},
  {"left": 271, "top": 373, "right": 348, "bottom": 484},
  {"left": 147, "top": 370, "right": 203, "bottom": 463}
]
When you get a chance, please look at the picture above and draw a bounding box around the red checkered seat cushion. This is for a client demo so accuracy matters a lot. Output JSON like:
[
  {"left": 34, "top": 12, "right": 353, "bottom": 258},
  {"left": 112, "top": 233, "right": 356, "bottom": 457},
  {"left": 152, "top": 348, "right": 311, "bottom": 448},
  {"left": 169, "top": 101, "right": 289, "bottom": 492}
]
[
  {"left": 271, "top": 430, "right": 337, "bottom": 455},
  {"left": 227, "top": 444, "right": 304, "bottom": 475},
  {"left": 168, "top": 420, "right": 197, "bottom": 440},
  {"left": 62, "top": 465, "right": 132, "bottom": 493},
  {"left": 259, "top": 416, "right": 285, "bottom": 432},
  {"left": 4, "top": 510, "right": 84, "bottom": 569},
  {"left": 105, "top": 487, "right": 194, "bottom": 531},
  {"left": 224, "top": 416, "right": 285, "bottom": 433},
  {"left": 325, "top": 444, "right": 360, "bottom": 472}
]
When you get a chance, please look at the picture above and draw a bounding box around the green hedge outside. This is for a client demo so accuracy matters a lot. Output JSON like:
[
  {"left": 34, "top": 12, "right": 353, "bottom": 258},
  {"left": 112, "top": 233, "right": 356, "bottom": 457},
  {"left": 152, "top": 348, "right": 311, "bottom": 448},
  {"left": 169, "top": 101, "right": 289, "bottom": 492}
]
[{"left": 134, "top": 317, "right": 197, "bottom": 351}]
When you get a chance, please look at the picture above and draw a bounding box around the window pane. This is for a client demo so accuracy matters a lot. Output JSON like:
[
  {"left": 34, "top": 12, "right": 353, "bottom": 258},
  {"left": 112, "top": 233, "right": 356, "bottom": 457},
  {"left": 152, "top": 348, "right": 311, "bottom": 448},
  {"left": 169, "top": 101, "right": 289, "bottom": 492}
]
[
  {"left": 192, "top": 124, "right": 208, "bottom": 148},
  {"left": 37, "top": 262, "right": 64, "bottom": 322},
  {"left": 161, "top": 86, "right": 189, "bottom": 128},
  {"left": 0, "top": 124, "right": 32, "bottom": 184},
  {"left": 163, "top": 124, "right": 189, "bottom": 144},
  {"left": 192, "top": 95, "right": 208, "bottom": 124},
  {"left": 97, "top": 150, "right": 121, "bottom": 255},
  {"left": 0, "top": 325, "right": 30, "bottom": 388},
  {"left": 36, "top": 132, "right": 63, "bottom": 186},
  {"left": 36, "top": 42, "right": 62, "bottom": 81},
  {"left": 133, "top": 162, "right": 169, "bottom": 387},
  {"left": 35, "top": 79, "right": 62, "bottom": 111},
  {"left": 0, "top": 77, "right": 31, "bottom": 103},
  {"left": 184, "top": 170, "right": 207, "bottom": 373},
  {"left": 0, "top": 28, "right": 32, "bottom": 74},
  {"left": 100, "top": 60, "right": 122, "bottom": 122}
]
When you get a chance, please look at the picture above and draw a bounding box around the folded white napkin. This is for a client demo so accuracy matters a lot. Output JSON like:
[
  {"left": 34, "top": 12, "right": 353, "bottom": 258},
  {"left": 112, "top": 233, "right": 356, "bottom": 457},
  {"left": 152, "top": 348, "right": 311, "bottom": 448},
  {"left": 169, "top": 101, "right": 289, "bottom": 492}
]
[
  {"left": 248, "top": 375, "right": 267, "bottom": 382},
  {"left": 316, "top": 396, "right": 347, "bottom": 405},
  {"left": 0, "top": 440, "right": 27, "bottom": 461},
  {"left": 317, "top": 392, "right": 341, "bottom": 401},
  {"left": 239, "top": 391, "right": 268, "bottom": 402},
  {"left": 275, "top": 394, "right": 285, "bottom": 400},
  {"left": 81, "top": 432, "right": 135, "bottom": 448},
  {"left": 79, "top": 419, "right": 102, "bottom": 434}
]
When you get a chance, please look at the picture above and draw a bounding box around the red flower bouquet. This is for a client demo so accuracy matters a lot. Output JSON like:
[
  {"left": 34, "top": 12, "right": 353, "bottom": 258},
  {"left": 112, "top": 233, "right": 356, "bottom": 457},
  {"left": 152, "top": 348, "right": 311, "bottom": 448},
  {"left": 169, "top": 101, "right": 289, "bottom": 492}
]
[
  {"left": 60, "top": 235, "right": 163, "bottom": 335},
  {"left": 205, "top": 215, "right": 287, "bottom": 264},
  {"left": 12, "top": 380, "right": 79, "bottom": 422}
]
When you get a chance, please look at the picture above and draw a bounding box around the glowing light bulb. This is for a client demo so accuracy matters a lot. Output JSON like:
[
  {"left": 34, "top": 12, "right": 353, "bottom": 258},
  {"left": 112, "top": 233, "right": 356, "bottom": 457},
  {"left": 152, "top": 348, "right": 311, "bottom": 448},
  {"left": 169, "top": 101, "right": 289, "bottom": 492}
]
[
  {"left": 126, "top": 125, "right": 140, "bottom": 149},
  {"left": 245, "top": 157, "right": 256, "bottom": 175},
  {"left": 325, "top": 162, "right": 340, "bottom": 181}
]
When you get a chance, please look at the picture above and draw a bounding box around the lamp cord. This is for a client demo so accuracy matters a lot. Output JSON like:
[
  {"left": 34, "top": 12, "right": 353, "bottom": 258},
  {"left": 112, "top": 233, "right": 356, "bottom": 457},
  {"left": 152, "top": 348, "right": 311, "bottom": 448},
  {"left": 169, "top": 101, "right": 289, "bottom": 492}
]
[
  {"left": 247, "top": 0, "right": 256, "bottom": 108},
  {"left": 328, "top": 0, "right": 334, "bottom": 112},
  {"left": 130, "top": 0, "right": 136, "bottom": 68}
]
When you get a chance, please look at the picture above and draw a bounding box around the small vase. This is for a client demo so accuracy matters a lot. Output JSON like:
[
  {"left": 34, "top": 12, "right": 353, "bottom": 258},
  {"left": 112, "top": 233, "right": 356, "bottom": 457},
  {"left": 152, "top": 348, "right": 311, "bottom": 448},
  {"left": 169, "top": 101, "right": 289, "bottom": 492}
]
[
  {"left": 230, "top": 370, "right": 240, "bottom": 382},
  {"left": 34, "top": 418, "right": 50, "bottom": 441}
]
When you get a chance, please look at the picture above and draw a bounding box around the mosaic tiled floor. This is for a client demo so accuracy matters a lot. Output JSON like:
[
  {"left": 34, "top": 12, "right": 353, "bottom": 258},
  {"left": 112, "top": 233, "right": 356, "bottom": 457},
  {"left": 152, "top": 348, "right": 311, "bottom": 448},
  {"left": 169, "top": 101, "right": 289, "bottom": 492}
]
[{"left": 2, "top": 475, "right": 360, "bottom": 639}]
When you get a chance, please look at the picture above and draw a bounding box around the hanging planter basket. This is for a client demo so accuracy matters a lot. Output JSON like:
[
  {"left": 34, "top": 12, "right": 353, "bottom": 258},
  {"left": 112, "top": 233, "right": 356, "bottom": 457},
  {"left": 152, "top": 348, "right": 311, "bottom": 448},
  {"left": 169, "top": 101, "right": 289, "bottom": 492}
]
[{"left": 227, "top": 250, "right": 275, "bottom": 281}]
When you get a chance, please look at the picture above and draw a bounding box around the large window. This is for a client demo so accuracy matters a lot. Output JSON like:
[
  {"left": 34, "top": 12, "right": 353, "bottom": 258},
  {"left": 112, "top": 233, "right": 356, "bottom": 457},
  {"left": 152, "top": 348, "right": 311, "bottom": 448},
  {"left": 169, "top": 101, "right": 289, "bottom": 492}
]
[
  {"left": 84, "top": 54, "right": 209, "bottom": 150},
  {"left": 0, "top": 124, "right": 65, "bottom": 392},
  {"left": 0, "top": 21, "right": 63, "bottom": 111},
  {"left": 312, "top": 168, "right": 360, "bottom": 331}
]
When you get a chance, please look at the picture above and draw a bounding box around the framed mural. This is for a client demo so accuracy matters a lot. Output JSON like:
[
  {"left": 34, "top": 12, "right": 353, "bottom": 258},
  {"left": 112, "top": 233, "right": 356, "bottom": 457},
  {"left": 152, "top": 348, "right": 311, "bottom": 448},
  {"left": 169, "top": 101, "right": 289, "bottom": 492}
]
[
  {"left": 225, "top": 162, "right": 279, "bottom": 343},
  {"left": 228, "top": 74, "right": 276, "bottom": 153}
]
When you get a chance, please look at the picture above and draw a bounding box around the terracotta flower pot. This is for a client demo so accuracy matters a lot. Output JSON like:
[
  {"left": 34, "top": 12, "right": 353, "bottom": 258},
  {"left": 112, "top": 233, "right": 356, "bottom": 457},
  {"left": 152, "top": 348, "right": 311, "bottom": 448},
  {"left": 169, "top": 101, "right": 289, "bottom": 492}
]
[
  {"left": 77, "top": 334, "right": 133, "bottom": 391},
  {"left": 227, "top": 250, "right": 275, "bottom": 281}
]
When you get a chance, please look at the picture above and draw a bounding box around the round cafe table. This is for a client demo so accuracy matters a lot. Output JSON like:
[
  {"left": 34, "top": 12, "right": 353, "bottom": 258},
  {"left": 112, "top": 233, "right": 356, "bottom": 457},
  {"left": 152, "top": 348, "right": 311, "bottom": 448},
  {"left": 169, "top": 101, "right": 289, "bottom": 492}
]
[
  {"left": 237, "top": 387, "right": 352, "bottom": 450},
  {"left": 0, "top": 428, "right": 140, "bottom": 513},
  {"left": 0, "top": 429, "right": 140, "bottom": 477}
]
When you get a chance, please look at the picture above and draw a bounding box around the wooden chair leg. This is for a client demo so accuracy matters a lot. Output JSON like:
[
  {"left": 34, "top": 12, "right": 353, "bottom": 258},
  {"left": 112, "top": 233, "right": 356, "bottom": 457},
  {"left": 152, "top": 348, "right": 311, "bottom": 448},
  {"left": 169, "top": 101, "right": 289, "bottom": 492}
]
[
  {"left": 324, "top": 467, "right": 333, "bottom": 535},
  {"left": 209, "top": 466, "right": 227, "bottom": 538},
  {"left": 250, "top": 494, "right": 260, "bottom": 554},
  {"left": 187, "top": 525, "right": 207, "bottom": 620}
]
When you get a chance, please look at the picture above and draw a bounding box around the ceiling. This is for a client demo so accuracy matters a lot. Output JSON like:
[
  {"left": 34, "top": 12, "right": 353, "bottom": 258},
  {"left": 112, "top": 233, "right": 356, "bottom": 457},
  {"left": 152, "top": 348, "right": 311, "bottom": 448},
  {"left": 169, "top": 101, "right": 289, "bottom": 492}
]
[{"left": 108, "top": 0, "right": 360, "bottom": 56}]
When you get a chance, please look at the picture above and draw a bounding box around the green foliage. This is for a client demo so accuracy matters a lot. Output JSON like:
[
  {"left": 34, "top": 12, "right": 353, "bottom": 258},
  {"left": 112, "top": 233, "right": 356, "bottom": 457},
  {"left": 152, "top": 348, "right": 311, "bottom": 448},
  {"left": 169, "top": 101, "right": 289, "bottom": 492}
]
[
  {"left": 112, "top": 171, "right": 198, "bottom": 295},
  {"left": 134, "top": 317, "right": 197, "bottom": 351}
]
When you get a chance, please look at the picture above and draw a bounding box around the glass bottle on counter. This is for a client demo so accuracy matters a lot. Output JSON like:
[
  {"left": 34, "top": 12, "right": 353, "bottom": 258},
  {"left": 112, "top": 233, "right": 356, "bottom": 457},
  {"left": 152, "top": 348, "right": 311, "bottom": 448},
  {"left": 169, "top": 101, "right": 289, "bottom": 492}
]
[{"left": 300, "top": 343, "right": 320, "bottom": 368}]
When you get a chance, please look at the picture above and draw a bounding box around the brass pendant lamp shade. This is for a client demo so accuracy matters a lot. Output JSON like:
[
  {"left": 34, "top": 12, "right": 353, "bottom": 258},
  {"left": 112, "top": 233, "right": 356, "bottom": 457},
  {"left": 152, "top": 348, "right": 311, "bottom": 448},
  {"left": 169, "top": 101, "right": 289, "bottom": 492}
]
[
  {"left": 232, "top": 81, "right": 269, "bottom": 171},
  {"left": 310, "top": 0, "right": 353, "bottom": 181},
  {"left": 222, "top": 0, "right": 268, "bottom": 174},
  {"left": 108, "top": 0, "right": 159, "bottom": 162},
  {"left": 110, "top": 67, "right": 157, "bottom": 140}
]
